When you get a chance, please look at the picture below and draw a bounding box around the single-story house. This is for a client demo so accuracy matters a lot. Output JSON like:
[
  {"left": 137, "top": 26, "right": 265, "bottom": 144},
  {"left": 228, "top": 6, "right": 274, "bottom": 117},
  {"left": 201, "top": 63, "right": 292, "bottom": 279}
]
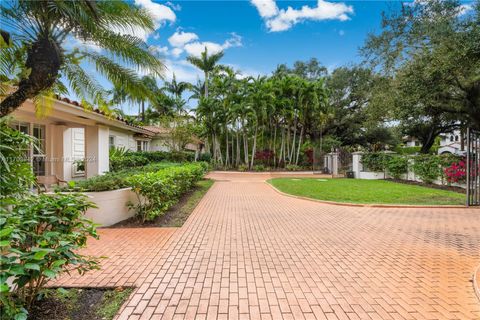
[
  {"left": 9, "top": 96, "right": 204, "bottom": 182},
  {"left": 142, "top": 125, "right": 204, "bottom": 157}
]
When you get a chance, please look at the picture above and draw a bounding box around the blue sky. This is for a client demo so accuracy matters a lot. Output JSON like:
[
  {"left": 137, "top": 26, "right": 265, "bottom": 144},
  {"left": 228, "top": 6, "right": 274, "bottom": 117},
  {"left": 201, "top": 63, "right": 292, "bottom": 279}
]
[
  {"left": 66, "top": 0, "right": 475, "bottom": 113},
  {"left": 141, "top": 0, "right": 397, "bottom": 83}
]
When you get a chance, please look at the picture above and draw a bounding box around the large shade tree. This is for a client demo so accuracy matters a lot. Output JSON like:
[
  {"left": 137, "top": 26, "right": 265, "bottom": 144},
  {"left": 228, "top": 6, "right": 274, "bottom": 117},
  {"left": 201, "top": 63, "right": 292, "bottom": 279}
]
[
  {"left": 0, "top": 0, "right": 164, "bottom": 116},
  {"left": 362, "top": 0, "right": 480, "bottom": 148}
]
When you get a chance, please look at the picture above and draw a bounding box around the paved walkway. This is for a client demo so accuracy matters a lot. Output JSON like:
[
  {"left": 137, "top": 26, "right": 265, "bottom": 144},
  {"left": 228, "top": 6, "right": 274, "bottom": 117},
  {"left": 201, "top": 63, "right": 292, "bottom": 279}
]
[{"left": 57, "top": 172, "right": 480, "bottom": 319}]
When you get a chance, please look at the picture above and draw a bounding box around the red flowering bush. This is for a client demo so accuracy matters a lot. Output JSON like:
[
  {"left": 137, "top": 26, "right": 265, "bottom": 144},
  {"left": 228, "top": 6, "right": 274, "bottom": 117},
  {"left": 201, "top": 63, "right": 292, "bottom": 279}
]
[
  {"left": 444, "top": 158, "right": 480, "bottom": 183},
  {"left": 444, "top": 159, "right": 466, "bottom": 183},
  {"left": 254, "top": 149, "right": 275, "bottom": 165}
]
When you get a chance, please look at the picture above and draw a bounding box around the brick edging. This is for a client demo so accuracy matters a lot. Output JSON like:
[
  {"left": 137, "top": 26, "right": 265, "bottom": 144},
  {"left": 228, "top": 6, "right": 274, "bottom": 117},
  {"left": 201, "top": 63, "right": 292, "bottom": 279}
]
[
  {"left": 266, "top": 181, "right": 469, "bottom": 209},
  {"left": 474, "top": 264, "right": 480, "bottom": 303}
]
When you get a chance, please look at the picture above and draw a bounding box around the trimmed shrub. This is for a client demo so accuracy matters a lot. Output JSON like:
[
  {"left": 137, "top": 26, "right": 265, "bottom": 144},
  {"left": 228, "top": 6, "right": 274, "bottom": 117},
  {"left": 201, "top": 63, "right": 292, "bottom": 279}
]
[
  {"left": 110, "top": 150, "right": 196, "bottom": 172},
  {"left": 126, "top": 163, "right": 207, "bottom": 222}
]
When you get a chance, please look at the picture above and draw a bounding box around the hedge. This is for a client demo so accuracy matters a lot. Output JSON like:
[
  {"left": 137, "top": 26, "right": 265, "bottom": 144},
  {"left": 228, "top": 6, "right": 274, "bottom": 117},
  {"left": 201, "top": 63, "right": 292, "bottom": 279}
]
[
  {"left": 126, "top": 163, "right": 208, "bottom": 222},
  {"left": 110, "top": 150, "right": 195, "bottom": 172}
]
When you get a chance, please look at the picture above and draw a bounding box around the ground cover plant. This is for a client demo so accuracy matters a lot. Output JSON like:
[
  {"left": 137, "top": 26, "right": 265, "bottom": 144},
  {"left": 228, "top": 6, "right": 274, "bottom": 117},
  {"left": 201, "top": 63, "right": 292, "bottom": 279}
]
[{"left": 268, "top": 178, "right": 465, "bottom": 205}]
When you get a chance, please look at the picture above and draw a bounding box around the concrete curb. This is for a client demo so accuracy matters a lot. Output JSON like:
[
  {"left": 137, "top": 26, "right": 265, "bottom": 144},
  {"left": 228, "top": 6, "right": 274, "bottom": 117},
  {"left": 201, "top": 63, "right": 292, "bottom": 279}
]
[{"left": 266, "top": 181, "right": 469, "bottom": 209}]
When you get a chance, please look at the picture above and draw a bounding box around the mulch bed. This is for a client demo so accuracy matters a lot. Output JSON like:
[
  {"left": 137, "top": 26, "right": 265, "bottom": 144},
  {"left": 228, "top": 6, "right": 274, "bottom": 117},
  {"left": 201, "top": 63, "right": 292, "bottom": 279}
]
[
  {"left": 29, "top": 287, "right": 131, "bottom": 320},
  {"left": 108, "top": 180, "right": 211, "bottom": 228},
  {"left": 386, "top": 178, "right": 466, "bottom": 194}
]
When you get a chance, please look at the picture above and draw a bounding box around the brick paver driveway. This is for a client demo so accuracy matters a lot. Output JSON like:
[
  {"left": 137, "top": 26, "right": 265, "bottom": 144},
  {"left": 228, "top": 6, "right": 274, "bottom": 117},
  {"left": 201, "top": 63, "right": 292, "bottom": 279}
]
[{"left": 61, "top": 172, "right": 480, "bottom": 319}]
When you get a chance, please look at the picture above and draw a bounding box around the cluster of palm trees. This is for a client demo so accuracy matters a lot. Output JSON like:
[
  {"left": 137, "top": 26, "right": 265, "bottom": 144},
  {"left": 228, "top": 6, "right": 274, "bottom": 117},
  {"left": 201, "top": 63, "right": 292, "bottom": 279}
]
[{"left": 189, "top": 49, "right": 330, "bottom": 169}]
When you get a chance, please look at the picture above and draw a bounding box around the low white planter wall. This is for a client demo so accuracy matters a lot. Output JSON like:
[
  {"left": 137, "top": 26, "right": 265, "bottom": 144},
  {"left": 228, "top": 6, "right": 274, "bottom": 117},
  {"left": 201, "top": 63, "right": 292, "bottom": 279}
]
[
  {"left": 357, "top": 171, "right": 386, "bottom": 180},
  {"left": 83, "top": 187, "right": 138, "bottom": 227}
]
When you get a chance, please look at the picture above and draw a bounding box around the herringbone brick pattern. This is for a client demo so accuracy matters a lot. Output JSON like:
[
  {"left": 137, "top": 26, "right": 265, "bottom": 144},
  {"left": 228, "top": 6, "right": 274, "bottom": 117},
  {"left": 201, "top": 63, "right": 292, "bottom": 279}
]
[{"left": 56, "top": 172, "right": 480, "bottom": 319}]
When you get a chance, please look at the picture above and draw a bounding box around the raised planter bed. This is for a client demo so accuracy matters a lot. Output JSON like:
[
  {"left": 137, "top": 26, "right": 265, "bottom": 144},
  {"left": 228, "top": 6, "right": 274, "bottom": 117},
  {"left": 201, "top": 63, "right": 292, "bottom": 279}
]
[{"left": 79, "top": 188, "right": 138, "bottom": 227}]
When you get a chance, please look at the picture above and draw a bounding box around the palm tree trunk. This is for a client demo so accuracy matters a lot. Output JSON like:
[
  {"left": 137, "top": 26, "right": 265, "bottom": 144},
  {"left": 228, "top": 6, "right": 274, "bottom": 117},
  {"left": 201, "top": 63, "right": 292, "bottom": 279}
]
[
  {"left": 273, "top": 124, "right": 277, "bottom": 167},
  {"left": 204, "top": 72, "right": 209, "bottom": 98},
  {"left": 290, "top": 116, "right": 297, "bottom": 163},
  {"left": 225, "top": 124, "right": 229, "bottom": 167},
  {"left": 295, "top": 125, "right": 304, "bottom": 165},
  {"left": 250, "top": 125, "right": 258, "bottom": 169},
  {"left": 278, "top": 126, "right": 285, "bottom": 166},
  {"left": 236, "top": 130, "right": 240, "bottom": 167}
]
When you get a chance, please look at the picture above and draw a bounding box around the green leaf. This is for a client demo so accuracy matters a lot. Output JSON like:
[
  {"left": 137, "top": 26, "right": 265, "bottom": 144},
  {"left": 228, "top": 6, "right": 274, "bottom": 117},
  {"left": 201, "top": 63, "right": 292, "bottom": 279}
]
[
  {"left": 43, "top": 269, "right": 57, "bottom": 279},
  {"left": 24, "top": 263, "right": 40, "bottom": 271},
  {"left": 33, "top": 250, "right": 50, "bottom": 260},
  {"left": 0, "top": 283, "right": 9, "bottom": 293},
  {"left": 0, "top": 240, "right": 10, "bottom": 246},
  {"left": 14, "top": 313, "right": 28, "bottom": 320},
  {"left": 0, "top": 227, "right": 12, "bottom": 238},
  {"left": 51, "top": 259, "right": 67, "bottom": 268}
]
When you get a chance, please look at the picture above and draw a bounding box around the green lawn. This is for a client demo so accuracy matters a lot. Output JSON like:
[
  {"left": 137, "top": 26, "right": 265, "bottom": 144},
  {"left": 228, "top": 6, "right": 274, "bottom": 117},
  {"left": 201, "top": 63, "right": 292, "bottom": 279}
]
[{"left": 268, "top": 178, "right": 465, "bottom": 206}]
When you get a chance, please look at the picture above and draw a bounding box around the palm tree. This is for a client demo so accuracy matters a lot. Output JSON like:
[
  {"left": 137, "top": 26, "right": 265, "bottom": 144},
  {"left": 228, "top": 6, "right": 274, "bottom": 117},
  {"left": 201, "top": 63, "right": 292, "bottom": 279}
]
[
  {"left": 186, "top": 47, "right": 224, "bottom": 98},
  {"left": 162, "top": 74, "right": 191, "bottom": 99},
  {"left": 0, "top": 0, "right": 164, "bottom": 116},
  {"left": 110, "top": 75, "right": 159, "bottom": 122}
]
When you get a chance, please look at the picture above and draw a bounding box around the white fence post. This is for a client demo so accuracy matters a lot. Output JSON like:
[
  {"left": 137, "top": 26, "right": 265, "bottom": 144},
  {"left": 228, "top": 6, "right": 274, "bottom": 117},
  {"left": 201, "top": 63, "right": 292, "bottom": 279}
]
[{"left": 352, "top": 151, "right": 363, "bottom": 178}]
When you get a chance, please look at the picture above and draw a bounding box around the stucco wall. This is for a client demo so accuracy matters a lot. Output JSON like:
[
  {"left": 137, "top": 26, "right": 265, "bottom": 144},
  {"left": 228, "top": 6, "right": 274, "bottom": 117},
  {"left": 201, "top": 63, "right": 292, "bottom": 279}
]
[
  {"left": 83, "top": 188, "right": 138, "bottom": 226},
  {"left": 109, "top": 128, "right": 137, "bottom": 151}
]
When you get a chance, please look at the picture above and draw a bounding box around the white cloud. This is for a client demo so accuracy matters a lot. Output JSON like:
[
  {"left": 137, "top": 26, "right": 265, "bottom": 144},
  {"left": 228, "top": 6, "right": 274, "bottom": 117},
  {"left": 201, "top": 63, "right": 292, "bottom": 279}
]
[
  {"left": 251, "top": 0, "right": 354, "bottom": 32},
  {"left": 183, "top": 33, "right": 242, "bottom": 57},
  {"left": 251, "top": 0, "right": 278, "bottom": 18},
  {"left": 125, "top": 0, "right": 176, "bottom": 40},
  {"left": 168, "top": 31, "right": 199, "bottom": 47},
  {"left": 171, "top": 47, "right": 184, "bottom": 57},
  {"left": 458, "top": 3, "right": 473, "bottom": 16},
  {"left": 149, "top": 45, "right": 169, "bottom": 55},
  {"left": 135, "top": 0, "right": 176, "bottom": 26},
  {"left": 164, "top": 59, "right": 202, "bottom": 83},
  {"left": 166, "top": 1, "right": 182, "bottom": 11},
  {"left": 63, "top": 36, "right": 102, "bottom": 52}
]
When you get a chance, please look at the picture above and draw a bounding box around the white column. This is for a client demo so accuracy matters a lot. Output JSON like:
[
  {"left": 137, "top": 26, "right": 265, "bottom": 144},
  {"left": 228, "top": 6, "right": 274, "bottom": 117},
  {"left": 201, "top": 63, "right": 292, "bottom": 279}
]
[
  {"left": 51, "top": 125, "right": 67, "bottom": 180},
  {"left": 331, "top": 152, "right": 339, "bottom": 176},
  {"left": 85, "top": 125, "right": 110, "bottom": 178},
  {"left": 352, "top": 151, "right": 364, "bottom": 178}
]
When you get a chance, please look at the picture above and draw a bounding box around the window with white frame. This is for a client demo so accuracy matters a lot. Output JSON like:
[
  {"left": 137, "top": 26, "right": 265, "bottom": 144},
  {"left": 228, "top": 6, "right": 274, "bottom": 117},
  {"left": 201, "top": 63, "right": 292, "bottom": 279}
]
[
  {"left": 136, "top": 140, "right": 149, "bottom": 151},
  {"left": 109, "top": 135, "right": 116, "bottom": 150},
  {"left": 11, "top": 122, "right": 46, "bottom": 176}
]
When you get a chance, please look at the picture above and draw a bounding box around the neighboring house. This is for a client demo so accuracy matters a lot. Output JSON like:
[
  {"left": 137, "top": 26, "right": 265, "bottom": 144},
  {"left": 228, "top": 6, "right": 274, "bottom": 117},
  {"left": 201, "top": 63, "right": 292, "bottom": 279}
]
[
  {"left": 143, "top": 125, "right": 205, "bottom": 158},
  {"left": 10, "top": 96, "right": 155, "bottom": 181},
  {"left": 402, "top": 136, "right": 421, "bottom": 148},
  {"left": 402, "top": 130, "right": 466, "bottom": 156},
  {"left": 438, "top": 130, "right": 466, "bottom": 155}
]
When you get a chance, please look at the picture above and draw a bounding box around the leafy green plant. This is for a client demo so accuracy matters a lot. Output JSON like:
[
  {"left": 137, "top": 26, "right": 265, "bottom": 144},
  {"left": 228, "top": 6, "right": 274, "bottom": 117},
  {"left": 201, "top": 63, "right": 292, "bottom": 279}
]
[
  {"left": 412, "top": 154, "right": 443, "bottom": 184},
  {"left": 253, "top": 164, "right": 265, "bottom": 172},
  {"left": 386, "top": 156, "right": 409, "bottom": 179},
  {"left": 0, "top": 193, "right": 99, "bottom": 319},
  {"left": 285, "top": 164, "right": 302, "bottom": 171},
  {"left": 238, "top": 164, "right": 248, "bottom": 172},
  {"left": 0, "top": 118, "right": 35, "bottom": 197},
  {"left": 126, "top": 163, "right": 206, "bottom": 222},
  {"left": 361, "top": 152, "right": 392, "bottom": 172}
]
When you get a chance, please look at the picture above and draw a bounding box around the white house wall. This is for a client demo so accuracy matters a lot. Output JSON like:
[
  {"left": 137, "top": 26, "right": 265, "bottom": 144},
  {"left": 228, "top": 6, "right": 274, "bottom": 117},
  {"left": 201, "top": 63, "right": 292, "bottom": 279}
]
[{"left": 109, "top": 128, "right": 138, "bottom": 151}]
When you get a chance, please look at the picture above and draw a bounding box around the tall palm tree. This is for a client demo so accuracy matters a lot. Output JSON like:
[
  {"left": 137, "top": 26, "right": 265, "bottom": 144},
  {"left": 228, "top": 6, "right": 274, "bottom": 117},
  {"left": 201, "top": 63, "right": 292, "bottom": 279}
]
[
  {"left": 0, "top": 0, "right": 164, "bottom": 116},
  {"left": 186, "top": 47, "right": 224, "bottom": 98}
]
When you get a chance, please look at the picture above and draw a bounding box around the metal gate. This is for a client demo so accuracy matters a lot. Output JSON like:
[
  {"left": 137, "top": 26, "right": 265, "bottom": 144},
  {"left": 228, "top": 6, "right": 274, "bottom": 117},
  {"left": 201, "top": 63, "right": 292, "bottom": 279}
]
[{"left": 466, "top": 128, "right": 480, "bottom": 206}]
